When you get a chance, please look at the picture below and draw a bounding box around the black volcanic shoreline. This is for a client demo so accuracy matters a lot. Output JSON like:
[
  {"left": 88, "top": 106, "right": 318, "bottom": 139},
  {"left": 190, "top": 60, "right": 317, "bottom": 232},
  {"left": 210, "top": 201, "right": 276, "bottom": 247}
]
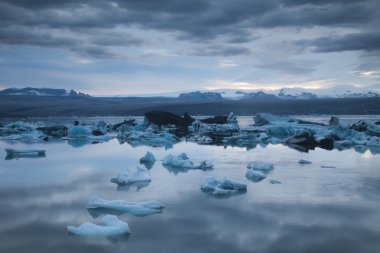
[{"left": 1, "top": 95, "right": 380, "bottom": 118}]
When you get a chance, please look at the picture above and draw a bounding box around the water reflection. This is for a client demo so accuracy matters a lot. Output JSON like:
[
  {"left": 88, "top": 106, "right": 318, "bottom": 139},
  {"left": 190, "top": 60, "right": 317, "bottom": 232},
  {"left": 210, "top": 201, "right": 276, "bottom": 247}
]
[{"left": 1, "top": 139, "right": 380, "bottom": 252}]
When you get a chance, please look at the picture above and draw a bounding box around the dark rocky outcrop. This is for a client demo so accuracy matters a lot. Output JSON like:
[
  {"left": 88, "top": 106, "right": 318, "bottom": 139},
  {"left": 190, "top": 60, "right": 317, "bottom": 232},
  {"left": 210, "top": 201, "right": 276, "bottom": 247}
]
[{"left": 200, "top": 116, "right": 227, "bottom": 124}]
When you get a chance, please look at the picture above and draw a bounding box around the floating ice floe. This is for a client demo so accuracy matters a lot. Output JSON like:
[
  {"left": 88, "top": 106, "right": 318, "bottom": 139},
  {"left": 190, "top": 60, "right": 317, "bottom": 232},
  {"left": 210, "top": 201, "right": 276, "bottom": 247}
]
[
  {"left": 111, "top": 167, "right": 151, "bottom": 187},
  {"left": 298, "top": 159, "right": 312, "bottom": 164},
  {"left": 139, "top": 151, "right": 156, "bottom": 163},
  {"left": 162, "top": 153, "right": 195, "bottom": 169},
  {"left": 5, "top": 148, "right": 46, "bottom": 160},
  {"left": 87, "top": 196, "right": 164, "bottom": 217},
  {"left": 245, "top": 161, "right": 274, "bottom": 182},
  {"left": 201, "top": 177, "right": 247, "bottom": 197},
  {"left": 67, "top": 215, "right": 130, "bottom": 237},
  {"left": 162, "top": 153, "right": 214, "bottom": 173}
]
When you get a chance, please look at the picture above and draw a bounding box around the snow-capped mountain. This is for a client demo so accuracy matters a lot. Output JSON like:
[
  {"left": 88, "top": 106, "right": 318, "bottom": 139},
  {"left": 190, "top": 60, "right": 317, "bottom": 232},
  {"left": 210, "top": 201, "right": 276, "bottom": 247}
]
[
  {"left": 0, "top": 87, "right": 90, "bottom": 97},
  {"left": 178, "top": 91, "right": 223, "bottom": 101},
  {"left": 277, "top": 86, "right": 379, "bottom": 99},
  {"left": 207, "top": 85, "right": 379, "bottom": 99}
]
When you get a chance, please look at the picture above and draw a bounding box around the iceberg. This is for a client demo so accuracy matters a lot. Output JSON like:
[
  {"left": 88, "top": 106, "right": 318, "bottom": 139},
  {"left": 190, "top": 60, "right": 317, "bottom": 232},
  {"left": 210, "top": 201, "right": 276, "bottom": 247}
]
[
  {"left": 5, "top": 148, "right": 46, "bottom": 160},
  {"left": 227, "top": 112, "right": 238, "bottom": 125},
  {"left": 87, "top": 196, "right": 164, "bottom": 217},
  {"left": 111, "top": 167, "right": 151, "bottom": 186},
  {"left": 67, "top": 126, "right": 91, "bottom": 138},
  {"left": 139, "top": 151, "right": 156, "bottom": 163},
  {"left": 67, "top": 215, "right": 130, "bottom": 237},
  {"left": 162, "top": 153, "right": 195, "bottom": 169},
  {"left": 201, "top": 177, "right": 247, "bottom": 197}
]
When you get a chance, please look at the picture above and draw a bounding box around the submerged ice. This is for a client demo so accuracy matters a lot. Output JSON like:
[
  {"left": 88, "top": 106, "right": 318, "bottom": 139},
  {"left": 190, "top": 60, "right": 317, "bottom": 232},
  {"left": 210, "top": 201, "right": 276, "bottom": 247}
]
[
  {"left": 87, "top": 196, "right": 164, "bottom": 217},
  {"left": 5, "top": 148, "right": 46, "bottom": 160}
]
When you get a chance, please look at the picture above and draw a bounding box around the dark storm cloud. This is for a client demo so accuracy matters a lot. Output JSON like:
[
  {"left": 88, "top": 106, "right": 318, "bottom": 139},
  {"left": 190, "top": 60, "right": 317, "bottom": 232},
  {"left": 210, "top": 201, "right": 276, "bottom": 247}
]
[
  {"left": 0, "top": 0, "right": 379, "bottom": 58},
  {"left": 298, "top": 32, "right": 380, "bottom": 53}
]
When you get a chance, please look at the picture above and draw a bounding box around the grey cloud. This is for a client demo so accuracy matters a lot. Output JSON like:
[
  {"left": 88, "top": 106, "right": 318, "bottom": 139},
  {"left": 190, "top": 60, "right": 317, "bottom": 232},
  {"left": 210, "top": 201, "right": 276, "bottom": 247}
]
[
  {"left": 298, "top": 32, "right": 380, "bottom": 53},
  {"left": 256, "top": 61, "right": 316, "bottom": 74},
  {"left": 0, "top": 0, "right": 379, "bottom": 58}
]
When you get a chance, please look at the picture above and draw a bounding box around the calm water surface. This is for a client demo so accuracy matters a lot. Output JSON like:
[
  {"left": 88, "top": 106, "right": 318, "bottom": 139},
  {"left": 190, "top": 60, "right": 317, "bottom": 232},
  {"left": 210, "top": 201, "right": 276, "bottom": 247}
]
[{"left": 1, "top": 116, "right": 380, "bottom": 253}]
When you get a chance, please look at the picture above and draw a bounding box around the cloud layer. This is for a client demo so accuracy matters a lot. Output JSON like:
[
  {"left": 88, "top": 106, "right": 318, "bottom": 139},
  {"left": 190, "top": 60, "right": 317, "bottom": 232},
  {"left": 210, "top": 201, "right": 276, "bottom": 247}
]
[{"left": 0, "top": 0, "right": 379, "bottom": 94}]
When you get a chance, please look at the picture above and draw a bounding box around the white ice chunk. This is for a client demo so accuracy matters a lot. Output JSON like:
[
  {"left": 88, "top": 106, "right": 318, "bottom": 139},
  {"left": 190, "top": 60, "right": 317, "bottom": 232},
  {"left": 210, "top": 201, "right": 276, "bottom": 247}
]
[
  {"left": 111, "top": 166, "right": 151, "bottom": 186},
  {"left": 139, "top": 151, "right": 156, "bottom": 163},
  {"left": 247, "top": 161, "right": 274, "bottom": 171},
  {"left": 162, "top": 153, "right": 195, "bottom": 168},
  {"left": 67, "top": 215, "right": 130, "bottom": 236},
  {"left": 201, "top": 177, "right": 247, "bottom": 196},
  {"left": 87, "top": 196, "right": 164, "bottom": 217}
]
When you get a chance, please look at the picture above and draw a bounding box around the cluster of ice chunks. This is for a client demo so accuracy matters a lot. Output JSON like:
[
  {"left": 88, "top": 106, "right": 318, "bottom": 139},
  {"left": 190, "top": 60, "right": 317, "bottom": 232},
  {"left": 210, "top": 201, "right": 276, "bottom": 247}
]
[
  {"left": 87, "top": 196, "right": 164, "bottom": 217},
  {"left": 2, "top": 112, "right": 380, "bottom": 154},
  {"left": 68, "top": 150, "right": 164, "bottom": 238}
]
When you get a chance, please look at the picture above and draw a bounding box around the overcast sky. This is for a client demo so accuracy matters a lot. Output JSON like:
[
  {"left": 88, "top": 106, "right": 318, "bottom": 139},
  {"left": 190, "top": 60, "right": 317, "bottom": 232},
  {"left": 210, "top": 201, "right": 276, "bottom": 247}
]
[{"left": 0, "top": 0, "right": 379, "bottom": 95}]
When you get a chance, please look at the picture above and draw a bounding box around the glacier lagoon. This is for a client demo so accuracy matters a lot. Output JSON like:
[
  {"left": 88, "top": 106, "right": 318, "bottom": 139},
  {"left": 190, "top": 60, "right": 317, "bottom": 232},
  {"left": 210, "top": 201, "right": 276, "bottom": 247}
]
[{"left": 1, "top": 116, "right": 380, "bottom": 253}]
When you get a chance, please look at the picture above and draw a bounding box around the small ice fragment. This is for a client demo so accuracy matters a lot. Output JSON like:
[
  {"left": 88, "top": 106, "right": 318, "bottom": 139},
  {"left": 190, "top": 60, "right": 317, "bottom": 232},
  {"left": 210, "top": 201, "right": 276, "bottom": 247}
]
[
  {"left": 111, "top": 166, "right": 151, "bottom": 186},
  {"left": 201, "top": 177, "right": 247, "bottom": 197},
  {"left": 67, "top": 215, "right": 130, "bottom": 237},
  {"left": 298, "top": 159, "right": 312, "bottom": 164},
  {"left": 139, "top": 151, "right": 156, "bottom": 163},
  {"left": 87, "top": 196, "right": 164, "bottom": 217},
  {"left": 198, "top": 160, "right": 214, "bottom": 170},
  {"left": 5, "top": 148, "right": 46, "bottom": 160},
  {"left": 247, "top": 161, "right": 274, "bottom": 171},
  {"left": 269, "top": 179, "right": 281, "bottom": 184},
  {"left": 321, "top": 165, "right": 336, "bottom": 168}
]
